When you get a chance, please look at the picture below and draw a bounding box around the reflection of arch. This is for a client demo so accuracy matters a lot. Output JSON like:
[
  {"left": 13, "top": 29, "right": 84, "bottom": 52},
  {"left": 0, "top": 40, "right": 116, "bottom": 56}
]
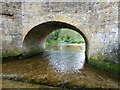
[{"left": 23, "top": 21, "right": 89, "bottom": 61}]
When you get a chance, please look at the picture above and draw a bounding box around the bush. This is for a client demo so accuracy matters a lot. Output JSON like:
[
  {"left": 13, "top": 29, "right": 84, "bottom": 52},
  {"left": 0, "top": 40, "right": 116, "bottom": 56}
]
[{"left": 46, "top": 29, "right": 85, "bottom": 45}]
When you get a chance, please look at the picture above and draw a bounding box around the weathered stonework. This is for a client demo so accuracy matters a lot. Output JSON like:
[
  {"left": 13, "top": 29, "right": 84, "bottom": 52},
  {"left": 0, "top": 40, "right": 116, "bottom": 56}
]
[{"left": 1, "top": 2, "right": 119, "bottom": 64}]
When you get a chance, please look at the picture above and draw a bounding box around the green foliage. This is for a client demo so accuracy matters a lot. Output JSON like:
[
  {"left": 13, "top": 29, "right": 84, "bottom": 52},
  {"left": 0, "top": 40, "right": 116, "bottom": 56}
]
[
  {"left": 89, "top": 58, "right": 120, "bottom": 75},
  {"left": 46, "top": 28, "right": 85, "bottom": 45}
]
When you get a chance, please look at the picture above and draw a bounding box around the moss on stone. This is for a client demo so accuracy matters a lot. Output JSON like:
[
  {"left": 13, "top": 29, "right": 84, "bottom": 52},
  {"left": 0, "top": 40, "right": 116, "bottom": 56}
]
[
  {"left": 2, "top": 48, "right": 22, "bottom": 58},
  {"left": 88, "top": 57, "right": 120, "bottom": 76}
]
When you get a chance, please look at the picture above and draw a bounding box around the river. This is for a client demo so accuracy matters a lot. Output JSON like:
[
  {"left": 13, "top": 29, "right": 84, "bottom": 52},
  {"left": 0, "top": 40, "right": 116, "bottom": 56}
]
[{"left": 2, "top": 44, "right": 119, "bottom": 89}]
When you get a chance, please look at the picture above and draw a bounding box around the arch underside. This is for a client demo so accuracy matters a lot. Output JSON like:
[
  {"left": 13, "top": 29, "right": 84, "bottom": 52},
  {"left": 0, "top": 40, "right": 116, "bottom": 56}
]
[{"left": 23, "top": 21, "right": 89, "bottom": 60}]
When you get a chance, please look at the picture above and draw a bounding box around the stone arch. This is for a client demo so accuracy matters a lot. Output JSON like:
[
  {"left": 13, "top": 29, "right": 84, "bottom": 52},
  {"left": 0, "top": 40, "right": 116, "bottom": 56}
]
[
  {"left": 22, "top": 21, "right": 89, "bottom": 61},
  {"left": 22, "top": 13, "right": 87, "bottom": 42}
]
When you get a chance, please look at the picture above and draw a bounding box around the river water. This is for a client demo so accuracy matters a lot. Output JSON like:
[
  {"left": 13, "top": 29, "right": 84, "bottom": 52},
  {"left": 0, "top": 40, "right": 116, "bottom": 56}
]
[{"left": 2, "top": 44, "right": 119, "bottom": 89}]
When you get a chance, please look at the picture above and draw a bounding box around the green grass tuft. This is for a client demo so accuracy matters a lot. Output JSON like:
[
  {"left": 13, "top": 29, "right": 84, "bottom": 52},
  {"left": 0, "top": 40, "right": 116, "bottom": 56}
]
[{"left": 88, "top": 58, "right": 120, "bottom": 76}]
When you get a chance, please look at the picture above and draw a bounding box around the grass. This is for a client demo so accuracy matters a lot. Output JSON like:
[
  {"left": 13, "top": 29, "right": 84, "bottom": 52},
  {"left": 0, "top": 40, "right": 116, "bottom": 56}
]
[{"left": 88, "top": 58, "right": 120, "bottom": 76}]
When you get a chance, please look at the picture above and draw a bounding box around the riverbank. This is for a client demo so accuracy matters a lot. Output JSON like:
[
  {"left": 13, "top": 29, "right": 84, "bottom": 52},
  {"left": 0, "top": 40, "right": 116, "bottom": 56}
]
[
  {"left": 2, "top": 51, "right": 119, "bottom": 89},
  {"left": 2, "top": 44, "right": 120, "bottom": 89}
]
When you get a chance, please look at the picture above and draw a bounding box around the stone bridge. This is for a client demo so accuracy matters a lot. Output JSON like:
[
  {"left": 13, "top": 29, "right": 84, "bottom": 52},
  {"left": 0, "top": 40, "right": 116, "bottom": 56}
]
[{"left": 1, "top": 2, "right": 119, "bottom": 64}]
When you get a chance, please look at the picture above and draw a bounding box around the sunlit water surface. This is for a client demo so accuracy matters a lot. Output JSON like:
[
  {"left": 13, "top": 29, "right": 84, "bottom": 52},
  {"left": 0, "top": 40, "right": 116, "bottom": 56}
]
[
  {"left": 2, "top": 44, "right": 119, "bottom": 88},
  {"left": 45, "top": 45, "right": 85, "bottom": 73}
]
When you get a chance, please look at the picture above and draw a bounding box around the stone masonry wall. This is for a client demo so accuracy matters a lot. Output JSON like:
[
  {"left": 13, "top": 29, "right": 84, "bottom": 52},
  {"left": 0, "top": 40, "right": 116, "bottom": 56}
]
[
  {"left": 1, "top": 2, "right": 119, "bottom": 64},
  {"left": 1, "top": 2, "right": 23, "bottom": 57}
]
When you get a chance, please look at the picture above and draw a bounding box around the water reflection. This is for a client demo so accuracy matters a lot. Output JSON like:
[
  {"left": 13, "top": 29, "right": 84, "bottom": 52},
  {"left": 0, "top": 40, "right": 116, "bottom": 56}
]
[
  {"left": 45, "top": 45, "right": 85, "bottom": 73},
  {"left": 3, "top": 44, "right": 119, "bottom": 88},
  {"left": 45, "top": 44, "right": 85, "bottom": 52}
]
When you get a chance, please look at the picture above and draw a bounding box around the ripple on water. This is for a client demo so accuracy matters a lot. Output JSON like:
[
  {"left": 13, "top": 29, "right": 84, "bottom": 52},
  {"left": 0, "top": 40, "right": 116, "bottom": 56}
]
[
  {"left": 2, "top": 45, "right": 119, "bottom": 88},
  {"left": 47, "top": 51, "right": 85, "bottom": 73}
]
